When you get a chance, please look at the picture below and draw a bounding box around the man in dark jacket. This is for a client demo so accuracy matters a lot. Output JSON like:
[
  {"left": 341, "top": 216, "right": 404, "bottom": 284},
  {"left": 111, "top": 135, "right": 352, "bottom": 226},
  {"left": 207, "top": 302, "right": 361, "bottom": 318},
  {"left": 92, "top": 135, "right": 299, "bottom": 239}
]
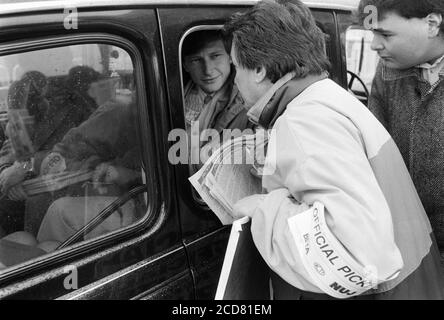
[
  {"left": 0, "top": 67, "right": 100, "bottom": 236},
  {"left": 357, "top": 0, "right": 444, "bottom": 256}
]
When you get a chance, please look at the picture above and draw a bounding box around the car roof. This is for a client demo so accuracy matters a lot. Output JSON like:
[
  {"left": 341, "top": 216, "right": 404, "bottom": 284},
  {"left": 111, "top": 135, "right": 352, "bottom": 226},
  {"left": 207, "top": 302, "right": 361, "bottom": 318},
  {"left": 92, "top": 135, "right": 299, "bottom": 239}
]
[
  {"left": 304, "top": 0, "right": 359, "bottom": 11},
  {"left": 0, "top": 0, "right": 359, "bottom": 16}
]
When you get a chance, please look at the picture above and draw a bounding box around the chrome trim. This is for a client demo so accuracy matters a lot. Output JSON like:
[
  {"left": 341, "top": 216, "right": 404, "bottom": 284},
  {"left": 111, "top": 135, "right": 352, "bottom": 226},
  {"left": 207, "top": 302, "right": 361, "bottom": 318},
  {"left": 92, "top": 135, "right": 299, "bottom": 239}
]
[
  {"left": 0, "top": 203, "right": 165, "bottom": 299},
  {"left": 59, "top": 204, "right": 170, "bottom": 300},
  {"left": 60, "top": 248, "right": 183, "bottom": 300},
  {"left": 0, "top": 0, "right": 358, "bottom": 16}
]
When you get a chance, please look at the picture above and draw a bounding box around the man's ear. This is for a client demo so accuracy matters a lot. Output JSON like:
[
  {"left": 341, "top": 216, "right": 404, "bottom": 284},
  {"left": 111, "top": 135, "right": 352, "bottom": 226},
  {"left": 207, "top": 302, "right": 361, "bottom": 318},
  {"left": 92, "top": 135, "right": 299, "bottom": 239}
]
[
  {"left": 425, "top": 13, "right": 442, "bottom": 37},
  {"left": 254, "top": 66, "right": 267, "bottom": 84}
]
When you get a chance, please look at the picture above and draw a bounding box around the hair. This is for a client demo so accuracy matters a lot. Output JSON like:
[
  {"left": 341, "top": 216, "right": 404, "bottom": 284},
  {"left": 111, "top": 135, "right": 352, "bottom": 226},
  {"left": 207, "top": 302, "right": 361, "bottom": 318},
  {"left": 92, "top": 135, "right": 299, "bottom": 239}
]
[
  {"left": 222, "top": 0, "right": 330, "bottom": 82},
  {"left": 182, "top": 29, "right": 225, "bottom": 59},
  {"left": 66, "top": 65, "right": 101, "bottom": 93},
  {"left": 7, "top": 71, "right": 47, "bottom": 116},
  {"left": 357, "top": 0, "right": 444, "bottom": 33}
]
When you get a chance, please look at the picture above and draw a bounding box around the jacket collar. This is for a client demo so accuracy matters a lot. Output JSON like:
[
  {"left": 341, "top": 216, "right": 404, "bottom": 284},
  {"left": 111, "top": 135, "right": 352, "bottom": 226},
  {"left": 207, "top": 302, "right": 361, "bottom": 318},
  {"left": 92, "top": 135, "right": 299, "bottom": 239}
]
[
  {"left": 381, "top": 64, "right": 420, "bottom": 81},
  {"left": 247, "top": 72, "right": 329, "bottom": 128},
  {"left": 381, "top": 61, "right": 444, "bottom": 82},
  {"left": 210, "top": 83, "right": 246, "bottom": 132},
  {"left": 417, "top": 53, "right": 444, "bottom": 69}
]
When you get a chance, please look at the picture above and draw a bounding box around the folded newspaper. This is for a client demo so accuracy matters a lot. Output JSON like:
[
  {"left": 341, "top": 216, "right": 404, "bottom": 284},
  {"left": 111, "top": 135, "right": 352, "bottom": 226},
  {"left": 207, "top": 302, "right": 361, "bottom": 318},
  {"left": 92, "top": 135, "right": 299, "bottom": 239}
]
[
  {"left": 22, "top": 169, "right": 94, "bottom": 196},
  {"left": 189, "top": 131, "right": 268, "bottom": 225}
]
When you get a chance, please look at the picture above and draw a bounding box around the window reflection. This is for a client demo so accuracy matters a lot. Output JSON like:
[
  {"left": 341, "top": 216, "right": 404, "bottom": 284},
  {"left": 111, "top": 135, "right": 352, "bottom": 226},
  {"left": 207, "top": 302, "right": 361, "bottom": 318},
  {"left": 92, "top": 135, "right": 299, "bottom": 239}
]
[{"left": 0, "top": 43, "right": 146, "bottom": 271}]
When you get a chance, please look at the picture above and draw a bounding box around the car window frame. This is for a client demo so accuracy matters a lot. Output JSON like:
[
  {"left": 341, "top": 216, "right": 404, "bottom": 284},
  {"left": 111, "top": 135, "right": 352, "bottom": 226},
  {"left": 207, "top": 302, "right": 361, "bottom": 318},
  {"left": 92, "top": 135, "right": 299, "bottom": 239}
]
[
  {"left": 178, "top": 24, "right": 229, "bottom": 208},
  {"left": 0, "top": 32, "right": 162, "bottom": 284},
  {"left": 344, "top": 26, "right": 379, "bottom": 92}
]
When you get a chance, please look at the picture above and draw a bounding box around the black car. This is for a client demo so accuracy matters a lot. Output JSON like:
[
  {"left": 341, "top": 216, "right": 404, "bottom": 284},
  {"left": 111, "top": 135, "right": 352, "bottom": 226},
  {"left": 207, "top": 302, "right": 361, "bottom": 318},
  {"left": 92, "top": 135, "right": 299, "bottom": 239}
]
[{"left": 0, "top": 0, "right": 375, "bottom": 299}]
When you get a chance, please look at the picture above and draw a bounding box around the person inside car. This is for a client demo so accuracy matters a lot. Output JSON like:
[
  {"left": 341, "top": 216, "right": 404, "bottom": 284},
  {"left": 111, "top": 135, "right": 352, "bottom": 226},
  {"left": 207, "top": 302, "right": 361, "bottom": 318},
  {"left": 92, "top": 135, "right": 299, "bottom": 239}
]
[
  {"left": 0, "top": 71, "right": 49, "bottom": 237},
  {"left": 357, "top": 0, "right": 444, "bottom": 264},
  {"left": 35, "top": 100, "right": 143, "bottom": 243},
  {"left": 182, "top": 29, "right": 252, "bottom": 166},
  {"left": 0, "top": 67, "right": 101, "bottom": 238},
  {"left": 0, "top": 99, "right": 143, "bottom": 263},
  {"left": 225, "top": 0, "right": 444, "bottom": 299},
  {"left": 22, "top": 80, "right": 142, "bottom": 232}
]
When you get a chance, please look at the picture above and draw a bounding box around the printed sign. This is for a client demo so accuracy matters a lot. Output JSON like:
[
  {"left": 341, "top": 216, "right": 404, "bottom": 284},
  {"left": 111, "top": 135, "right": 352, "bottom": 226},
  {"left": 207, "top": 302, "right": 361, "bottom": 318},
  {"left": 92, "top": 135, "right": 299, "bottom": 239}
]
[{"left": 287, "top": 202, "right": 397, "bottom": 298}]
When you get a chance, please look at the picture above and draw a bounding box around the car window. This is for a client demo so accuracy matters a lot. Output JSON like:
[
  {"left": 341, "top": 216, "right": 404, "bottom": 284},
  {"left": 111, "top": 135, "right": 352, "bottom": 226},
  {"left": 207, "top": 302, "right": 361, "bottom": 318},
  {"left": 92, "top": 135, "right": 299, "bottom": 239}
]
[
  {"left": 179, "top": 22, "right": 332, "bottom": 173},
  {"left": 0, "top": 42, "right": 147, "bottom": 272},
  {"left": 345, "top": 27, "right": 379, "bottom": 96},
  {"left": 179, "top": 26, "right": 254, "bottom": 213},
  {"left": 179, "top": 21, "right": 334, "bottom": 207}
]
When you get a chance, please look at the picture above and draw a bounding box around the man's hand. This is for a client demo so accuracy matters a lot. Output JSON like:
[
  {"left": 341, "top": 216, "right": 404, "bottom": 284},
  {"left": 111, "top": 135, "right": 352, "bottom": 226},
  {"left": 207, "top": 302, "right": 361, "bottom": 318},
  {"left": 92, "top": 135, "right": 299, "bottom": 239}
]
[
  {"left": 232, "top": 194, "right": 266, "bottom": 219},
  {"left": 68, "top": 155, "right": 101, "bottom": 172},
  {"left": 92, "top": 162, "right": 138, "bottom": 188},
  {"left": 0, "top": 163, "right": 26, "bottom": 194}
]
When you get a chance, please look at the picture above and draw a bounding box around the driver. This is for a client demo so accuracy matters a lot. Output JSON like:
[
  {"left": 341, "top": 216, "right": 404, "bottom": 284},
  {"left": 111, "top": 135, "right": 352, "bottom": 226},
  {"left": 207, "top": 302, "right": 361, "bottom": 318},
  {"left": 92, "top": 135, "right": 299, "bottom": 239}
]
[
  {"left": 182, "top": 30, "right": 252, "bottom": 168},
  {"left": 35, "top": 100, "right": 143, "bottom": 243}
]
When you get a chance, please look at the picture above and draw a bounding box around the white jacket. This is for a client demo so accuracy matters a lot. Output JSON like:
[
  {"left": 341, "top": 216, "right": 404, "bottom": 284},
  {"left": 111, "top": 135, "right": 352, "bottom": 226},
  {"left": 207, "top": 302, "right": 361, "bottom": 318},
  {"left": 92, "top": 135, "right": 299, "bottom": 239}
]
[{"left": 245, "top": 78, "right": 432, "bottom": 296}]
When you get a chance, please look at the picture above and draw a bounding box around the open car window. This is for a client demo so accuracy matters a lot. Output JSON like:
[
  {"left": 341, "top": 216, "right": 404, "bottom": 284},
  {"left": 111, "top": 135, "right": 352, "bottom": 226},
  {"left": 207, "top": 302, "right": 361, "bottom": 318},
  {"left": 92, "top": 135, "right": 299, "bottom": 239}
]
[{"left": 345, "top": 27, "right": 379, "bottom": 102}]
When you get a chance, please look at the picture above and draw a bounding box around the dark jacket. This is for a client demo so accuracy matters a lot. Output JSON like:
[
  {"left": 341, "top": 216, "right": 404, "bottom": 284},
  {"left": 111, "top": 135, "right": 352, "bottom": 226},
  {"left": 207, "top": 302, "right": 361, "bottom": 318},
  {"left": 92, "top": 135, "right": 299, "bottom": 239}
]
[
  {"left": 50, "top": 100, "right": 139, "bottom": 171},
  {"left": 25, "top": 100, "right": 139, "bottom": 235},
  {"left": 209, "top": 83, "right": 252, "bottom": 133},
  {"left": 369, "top": 61, "right": 444, "bottom": 249},
  {"left": 0, "top": 85, "right": 97, "bottom": 173}
]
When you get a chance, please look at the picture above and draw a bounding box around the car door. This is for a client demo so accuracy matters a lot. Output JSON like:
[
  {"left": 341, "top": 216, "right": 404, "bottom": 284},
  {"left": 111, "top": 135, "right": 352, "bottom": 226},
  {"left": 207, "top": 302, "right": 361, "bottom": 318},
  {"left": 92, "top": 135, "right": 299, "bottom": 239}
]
[
  {"left": 157, "top": 2, "right": 347, "bottom": 300},
  {"left": 0, "top": 3, "right": 193, "bottom": 300},
  {"left": 157, "top": 3, "right": 258, "bottom": 300}
]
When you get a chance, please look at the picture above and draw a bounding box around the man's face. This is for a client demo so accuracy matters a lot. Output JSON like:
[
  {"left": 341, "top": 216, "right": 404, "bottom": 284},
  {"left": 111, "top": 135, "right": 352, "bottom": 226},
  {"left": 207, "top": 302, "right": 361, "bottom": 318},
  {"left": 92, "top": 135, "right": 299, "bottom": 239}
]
[
  {"left": 184, "top": 39, "right": 231, "bottom": 94},
  {"left": 230, "top": 43, "right": 262, "bottom": 108},
  {"left": 370, "top": 12, "right": 437, "bottom": 69}
]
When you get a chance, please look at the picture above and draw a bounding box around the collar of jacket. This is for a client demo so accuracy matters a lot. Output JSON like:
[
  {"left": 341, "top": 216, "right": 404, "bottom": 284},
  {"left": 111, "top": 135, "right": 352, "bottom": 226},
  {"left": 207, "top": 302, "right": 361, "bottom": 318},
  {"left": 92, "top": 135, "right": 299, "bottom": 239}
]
[
  {"left": 382, "top": 62, "right": 444, "bottom": 82},
  {"left": 417, "top": 53, "right": 444, "bottom": 70},
  {"left": 206, "top": 70, "right": 246, "bottom": 130},
  {"left": 247, "top": 71, "right": 329, "bottom": 128},
  {"left": 224, "top": 83, "right": 243, "bottom": 118}
]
